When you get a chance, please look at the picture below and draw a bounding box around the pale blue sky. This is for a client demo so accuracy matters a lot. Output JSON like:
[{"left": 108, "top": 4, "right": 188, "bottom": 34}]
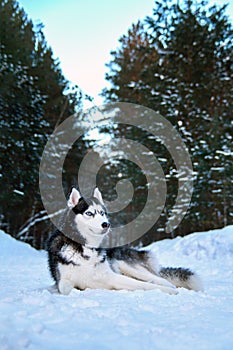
[{"left": 19, "top": 0, "right": 233, "bottom": 106}]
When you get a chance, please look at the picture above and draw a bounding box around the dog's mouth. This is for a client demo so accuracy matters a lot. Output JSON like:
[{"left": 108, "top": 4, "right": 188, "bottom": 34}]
[{"left": 89, "top": 226, "right": 110, "bottom": 235}]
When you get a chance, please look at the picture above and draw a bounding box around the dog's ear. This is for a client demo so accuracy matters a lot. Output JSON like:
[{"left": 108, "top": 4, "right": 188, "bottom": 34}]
[
  {"left": 93, "top": 187, "right": 104, "bottom": 205},
  {"left": 67, "top": 187, "right": 81, "bottom": 208}
]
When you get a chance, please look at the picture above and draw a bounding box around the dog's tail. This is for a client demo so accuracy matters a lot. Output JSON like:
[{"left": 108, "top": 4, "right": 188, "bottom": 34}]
[{"left": 159, "top": 267, "right": 203, "bottom": 291}]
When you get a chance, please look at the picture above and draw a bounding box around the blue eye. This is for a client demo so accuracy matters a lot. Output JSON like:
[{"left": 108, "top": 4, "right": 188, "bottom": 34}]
[
  {"left": 85, "top": 211, "right": 93, "bottom": 216},
  {"left": 99, "top": 211, "right": 105, "bottom": 216}
]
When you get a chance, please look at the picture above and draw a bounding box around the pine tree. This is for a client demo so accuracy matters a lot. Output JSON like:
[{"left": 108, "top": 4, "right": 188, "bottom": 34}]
[
  {"left": 0, "top": 0, "right": 83, "bottom": 248},
  {"left": 103, "top": 21, "right": 160, "bottom": 108},
  {"left": 102, "top": 0, "right": 233, "bottom": 241}
]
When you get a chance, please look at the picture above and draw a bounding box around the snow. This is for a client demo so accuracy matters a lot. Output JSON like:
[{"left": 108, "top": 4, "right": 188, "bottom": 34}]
[
  {"left": 13, "top": 190, "right": 24, "bottom": 196},
  {"left": 1, "top": 226, "right": 233, "bottom": 350}
]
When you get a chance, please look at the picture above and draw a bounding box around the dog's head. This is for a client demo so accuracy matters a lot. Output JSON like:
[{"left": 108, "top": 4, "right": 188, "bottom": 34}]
[{"left": 67, "top": 187, "right": 110, "bottom": 247}]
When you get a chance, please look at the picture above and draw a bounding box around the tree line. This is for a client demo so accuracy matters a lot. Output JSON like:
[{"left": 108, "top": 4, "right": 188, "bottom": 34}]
[
  {"left": 0, "top": 0, "right": 232, "bottom": 248},
  {"left": 0, "top": 0, "right": 84, "bottom": 247},
  {"left": 101, "top": 0, "right": 233, "bottom": 244}
]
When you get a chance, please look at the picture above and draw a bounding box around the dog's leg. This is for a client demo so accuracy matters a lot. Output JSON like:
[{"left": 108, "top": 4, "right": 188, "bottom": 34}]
[
  {"left": 116, "top": 261, "right": 176, "bottom": 289},
  {"left": 108, "top": 272, "right": 178, "bottom": 294},
  {"left": 57, "top": 264, "right": 75, "bottom": 295},
  {"left": 58, "top": 278, "right": 74, "bottom": 295},
  {"left": 144, "top": 251, "right": 203, "bottom": 291}
]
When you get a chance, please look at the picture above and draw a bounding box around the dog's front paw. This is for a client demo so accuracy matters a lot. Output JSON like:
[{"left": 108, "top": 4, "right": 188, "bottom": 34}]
[
  {"left": 159, "top": 285, "right": 179, "bottom": 295},
  {"left": 58, "top": 279, "right": 73, "bottom": 295},
  {"left": 167, "top": 287, "right": 179, "bottom": 295}
]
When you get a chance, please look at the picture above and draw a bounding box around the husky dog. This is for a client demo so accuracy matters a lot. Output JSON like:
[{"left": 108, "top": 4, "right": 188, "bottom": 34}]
[{"left": 47, "top": 187, "right": 203, "bottom": 295}]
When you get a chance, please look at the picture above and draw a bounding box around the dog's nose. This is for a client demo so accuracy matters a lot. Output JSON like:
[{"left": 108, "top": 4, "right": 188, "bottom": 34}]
[{"left": 102, "top": 222, "right": 110, "bottom": 229}]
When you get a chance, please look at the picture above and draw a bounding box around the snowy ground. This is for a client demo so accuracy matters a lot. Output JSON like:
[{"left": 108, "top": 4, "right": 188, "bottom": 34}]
[{"left": 0, "top": 226, "right": 233, "bottom": 350}]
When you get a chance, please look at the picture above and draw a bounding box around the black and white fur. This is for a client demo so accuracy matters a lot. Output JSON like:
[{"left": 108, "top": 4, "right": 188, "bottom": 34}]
[{"left": 47, "top": 187, "right": 203, "bottom": 295}]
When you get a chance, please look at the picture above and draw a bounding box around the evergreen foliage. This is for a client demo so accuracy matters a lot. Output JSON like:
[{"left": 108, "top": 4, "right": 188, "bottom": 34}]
[
  {"left": 0, "top": 0, "right": 83, "bottom": 248},
  {"left": 102, "top": 0, "right": 233, "bottom": 241},
  {"left": 1, "top": 0, "right": 232, "bottom": 248}
]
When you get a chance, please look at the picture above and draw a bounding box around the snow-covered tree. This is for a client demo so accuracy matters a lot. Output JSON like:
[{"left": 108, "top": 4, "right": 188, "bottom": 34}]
[
  {"left": 102, "top": 0, "right": 233, "bottom": 240},
  {"left": 0, "top": 0, "right": 83, "bottom": 247}
]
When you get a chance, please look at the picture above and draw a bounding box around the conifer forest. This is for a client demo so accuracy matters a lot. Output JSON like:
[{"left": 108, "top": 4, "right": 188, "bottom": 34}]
[{"left": 0, "top": 0, "right": 232, "bottom": 248}]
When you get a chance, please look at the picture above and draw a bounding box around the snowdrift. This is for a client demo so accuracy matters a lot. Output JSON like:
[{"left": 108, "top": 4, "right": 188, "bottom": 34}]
[{"left": 0, "top": 226, "right": 233, "bottom": 350}]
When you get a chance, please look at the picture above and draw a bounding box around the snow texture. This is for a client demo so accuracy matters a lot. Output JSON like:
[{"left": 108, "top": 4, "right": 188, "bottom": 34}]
[{"left": 0, "top": 226, "right": 233, "bottom": 350}]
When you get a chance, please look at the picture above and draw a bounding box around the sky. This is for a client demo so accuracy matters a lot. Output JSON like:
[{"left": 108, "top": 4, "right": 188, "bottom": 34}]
[{"left": 19, "top": 0, "right": 233, "bottom": 106}]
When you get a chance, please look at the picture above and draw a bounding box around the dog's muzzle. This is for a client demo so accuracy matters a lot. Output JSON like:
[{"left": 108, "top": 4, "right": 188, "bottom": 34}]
[{"left": 102, "top": 222, "right": 110, "bottom": 231}]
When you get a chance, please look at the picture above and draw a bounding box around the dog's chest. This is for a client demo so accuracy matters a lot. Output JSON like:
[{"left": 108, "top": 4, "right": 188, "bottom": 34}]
[
  {"left": 61, "top": 244, "right": 105, "bottom": 267},
  {"left": 59, "top": 244, "right": 110, "bottom": 289}
]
